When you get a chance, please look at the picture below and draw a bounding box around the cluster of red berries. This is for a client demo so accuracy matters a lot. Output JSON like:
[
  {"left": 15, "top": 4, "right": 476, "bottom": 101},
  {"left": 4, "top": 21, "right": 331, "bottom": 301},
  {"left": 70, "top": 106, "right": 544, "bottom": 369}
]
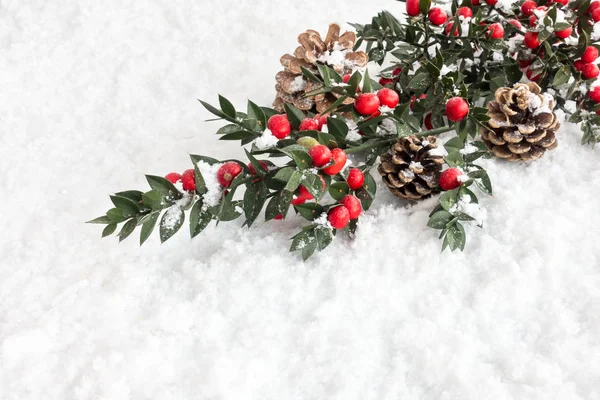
[
  {"left": 574, "top": 46, "right": 600, "bottom": 80},
  {"left": 354, "top": 88, "right": 400, "bottom": 116},
  {"left": 327, "top": 194, "right": 362, "bottom": 229},
  {"left": 378, "top": 67, "right": 402, "bottom": 86},
  {"left": 166, "top": 170, "right": 197, "bottom": 191}
]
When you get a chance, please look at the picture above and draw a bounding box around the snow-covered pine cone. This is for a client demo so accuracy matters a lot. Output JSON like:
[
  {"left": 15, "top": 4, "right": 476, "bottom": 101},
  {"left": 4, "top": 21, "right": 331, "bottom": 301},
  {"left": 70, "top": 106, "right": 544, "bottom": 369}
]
[
  {"left": 482, "top": 82, "right": 560, "bottom": 161},
  {"left": 378, "top": 135, "right": 445, "bottom": 201},
  {"left": 273, "top": 23, "right": 368, "bottom": 114}
]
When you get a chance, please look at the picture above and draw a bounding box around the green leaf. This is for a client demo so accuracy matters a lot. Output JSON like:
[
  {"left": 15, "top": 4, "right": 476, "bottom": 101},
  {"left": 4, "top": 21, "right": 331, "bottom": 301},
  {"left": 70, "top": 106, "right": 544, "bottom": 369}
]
[
  {"left": 408, "top": 73, "right": 432, "bottom": 90},
  {"left": 315, "top": 226, "right": 334, "bottom": 251},
  {"left": 142, "top": 190, "right": 166, "bottom": 210},
  {"left": 427, "top": 210, "right": 454, "bottom": 229},
  {"left": 301, "top": 237, "right": 318, "bottom": 260},
  {"left": 552, "top": 65, "right": 571, "bottom": 86},
  {"left": 209, "top": 191, "right": 242, "bottom": 222},
  {"left": 159, "top": 207, "right": 185, "bottom": 243},
  {"left": 107, "top": 208, "right": 126, "bottom": 223},
  {"left": 294, "top": 203, "right": 325, "bottom": 221},
  {"left": 145, "top": 175, "right": 182, "bottom": 200},
  {"left": 247, "top": 100, "right": 267, "bottom": 129},
  {"left": 118, "top": 218, "right": 138, "bottom": 242},
  {"left": 274, "top": 167, "right": 296, "bottom": 182},
  {"left": 362, "top": 69, "right": 374, "bottom": 93},
  {"left": 243, "top": 181, "right": 269, "bottom": 227},
  {"left": 279, "top": 145, "right": 312, "bottom": 170},
  {"left": 265, "top": 193, "right": 283, "bottom": 221},
  {"left": 219, "top": 130, "right": 255, "bottom": 141},
  {"left": 218, "top": 95, "right": 236, "bottom": 119},
  {"left": 245, "top": 149, "right": 267, "bottom": 177},
  {"left": 216, "top": 124, "right": 240, "bottom": 135},
  {"left": 446, "top": 222, "right": 466, "bottom": 251},
  {"left": 114, "top": 190, "right": 143, "bottom": 203},
  {"left": 190, "top": 154, "right": 220, "bottom": 165},
  {"left": 87, "top": 215, "right": 112, "bottom": 224},
  {"left": 300, "top": 66, "right": 321, "bottom": 83},
  {"left": 285, "top": 171, "right": 303, "bottom": 192},
  {"left": 301, "top": 173, "right": 326, "bottom": 200},
  {"left": 329, "top": 182, "right": 350, "bottom": 200},
  {"left": 193, "top": 164, "right": 207, "bottom": 195},
  {"left": 102, "top": 223, "right": 117, "bottom": 238},
  {"left": 140, "top": 211, "right": 160, "bottom": 245},
  {"left": 327, "top": 118, "right": 349, "bottom": 142},
  {"left": 189, "top": 200, "right": 212, "bottom": 238},
  {"left": 110, "top": 195, "right": 140, "bottom": 218},
  {"left": 440, "top": 189, "right": 459, "bottom": 211},
  {"left": 290, "top": 230, "right": 313, "bottom": 251},
  {"left": 199, "top": 99, "right": 226, "bottom": 119}
]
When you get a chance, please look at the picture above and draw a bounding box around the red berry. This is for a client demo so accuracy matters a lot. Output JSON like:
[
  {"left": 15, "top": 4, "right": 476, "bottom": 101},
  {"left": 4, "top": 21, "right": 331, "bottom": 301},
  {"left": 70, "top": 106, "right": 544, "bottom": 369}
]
[
  {"left": 316, "top": 114, "right": 329, "bottom": 130},
  {"left": 445, "top": 97, "right": 469, "bottom": 122},
  {"left": 507, "top": 19, "right": 523, "bottom": 30},
  {"left": 267, "top": 114, "right": 291, "bottom": 139},
  {"left": 181, "top": 169, "right": 196, "bottom": 191},
  {"left": 472, "top": 0, "right": 480, "bottom": 5},
  {"left": 274, "top": 213, "right": 284, "bottom": 220},
  {"left": 340, "top": 195, "right": 362, "bottom": 220},
  {"left": 379, "top": 77, "right": 394, "bottom": 86},
  {"left": 217, "top": 162, "right": 242, "bottom": 187},
  {"left": 592, "top": 8, "right": 600, "bottom": 21},
  {"left": 438, "top": 168, "right": 464, "bottom": 191},
  {"left": 486, "top": 0, "right": 498, "bottom": 4},
  {"left": 424, "top": 113, "right": 433, "bottom": 130},
  {"left": 247, "top": 160, "right": 268, "bottom": 175},
  {"left": 589, "top": 86, "right": 600, "bottom": 103},
  {"left": 574, "top": 60, "right": 585, "bottom": 71},
  {"left": 342, "top": 74, "right": 351, "bottom": 83},
  {"left": 327, "top": 206, "right": 350, "bottom": 229},
  {"left": 406, "top": 0, "right": 421, "bottom": 16},
  {"left": 322, "top": 148, "right": 348, "bottom": 176},
  {"left": 582, "top": 63, "right": 600, "bottom": 79},
  {"left": 582, "top": 46, "right": 599, "bottom": 63},
  {"left": 487, "top": 23, "right": 504, "bottom": 39},
  {"left": 521, "top": 0, "right": 537, "bottom": 16},
  {"left": 299, "top": 118, "right": 319, "bottom": 131},
  {"left": 457, "top": 7, "right": 473, "bottom": 19},
  {"left": 165, "top": 172, "right": 181, "bottom": 184},
  {"left": 291, "top": 196, "right": 306, "bottom": 206},
  {"left": 355, "top": 93, "right": 381, "bottom": 115},
  {"left": 555, "top": 26, "right": 572, "bottom": 39},
  {"left": 445, "top": 22, "right": 460, "bottom": 36},
  {"left": 297, "top": 185, "right": 314, "bottom": 201},
  {"left": 550, "top": 0, "right": 568, "bottom": 5},
  {"left": 393, "top": 67, "right": 402, "bottom": 76},
  {"left": 309, "top": 145, "right": 333, "bottom": 167},
  {"left": 519, "top": 58, "right": 533, "bottom": 69},
  {"left": 526, "top": 68, "right": 541, "bottom": 82},
  {"left": 428, "top": 7, "right": 447, "bottom": 25},
  {"left": 524, "top": 31, "right": 540, "bottom": 49},
  {"left": 377, "top": 88, "right": 400, "bottom": 109},
  {"left": 346, "top": 168, "right": 365, "bottom": 190},
  {"left": 589, "top": 1, "right": 600, "bottom": 14}
]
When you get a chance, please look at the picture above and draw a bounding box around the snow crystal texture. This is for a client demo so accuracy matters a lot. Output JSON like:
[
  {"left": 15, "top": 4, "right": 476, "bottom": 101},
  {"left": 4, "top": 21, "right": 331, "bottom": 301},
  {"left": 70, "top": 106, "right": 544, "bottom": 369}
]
[{"left": 1, "top": 1, "right": 600, "bottom": 399}]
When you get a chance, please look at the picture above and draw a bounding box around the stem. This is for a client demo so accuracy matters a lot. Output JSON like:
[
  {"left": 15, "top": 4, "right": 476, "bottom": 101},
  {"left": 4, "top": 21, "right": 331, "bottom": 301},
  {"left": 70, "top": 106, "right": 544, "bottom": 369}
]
[{"left": 345, "top": 125, "right": 455, "bottom": 154}]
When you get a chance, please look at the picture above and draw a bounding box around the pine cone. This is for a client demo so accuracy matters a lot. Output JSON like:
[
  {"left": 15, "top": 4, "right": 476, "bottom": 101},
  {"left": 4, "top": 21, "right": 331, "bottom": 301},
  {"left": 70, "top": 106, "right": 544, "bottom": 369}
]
[
  {"left": 273, "top": 23, "right": 369, "bottom": 114},
  {"left": 378, "top": 135, "right": 445, "bottom": 201},
  {"left": 482, "top": 82, "right": 560, "bottom": 161}
]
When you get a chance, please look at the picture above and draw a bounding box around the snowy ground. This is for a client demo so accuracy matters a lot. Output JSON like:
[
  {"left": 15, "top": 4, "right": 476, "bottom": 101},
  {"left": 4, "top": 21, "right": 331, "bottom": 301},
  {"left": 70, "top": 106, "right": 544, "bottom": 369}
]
[{"left": 2, "top": 1, "right": 600, "bottom": 399}]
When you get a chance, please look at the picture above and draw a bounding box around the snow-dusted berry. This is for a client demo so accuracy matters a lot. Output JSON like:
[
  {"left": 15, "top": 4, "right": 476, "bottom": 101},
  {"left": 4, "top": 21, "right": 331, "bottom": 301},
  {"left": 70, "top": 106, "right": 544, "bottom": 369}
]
[
  {"left": 291, "top": 196, "right": 306, "bottom": 206},
  {"left": 529, "top": 6, "right": 547, "bottom": 26},
  {"left": 299, "top": 118, "right": 320, "bottom": 131},
  {"left": 355, "top": 93, "right": 381, "bottom": 115},
  {"left": 588, "top": 1, "right": 600, "bottom": 14},
  {"left": 406, "top": 0, "right": 421, "bottom": 16},
  {"left": 521, "top": 0, "right": 537, "bottom": 16},
  {"left": 589, "top": 86, "right": 600, "bottom": 103},
  {"left": 340, "top": 195, "right": 362, "bottom": 220},
  {"left": 524, "top": 31, "right": 539, "bottom": 49},
  {"left": 165, "top": 172, "right": 182, "bottom": 184},
  {"left": 428, "top": 7, "right": 447, "bottom": 26},
  {"left": 377, "top": 88, "right": 400, "bottom": 109},
  {"left": 592, "top": 8, "right": 600, "bottom": 22},
  {"left": 438, "top": 168, "right": 464, "bottom": 191},
  {"left": 267, "top": 114, "right": 291, "bottom": 139},
  {"left": 445, "top": 97, "right": 469, "bottom": 122},
  {"left": 507, "top": 19, "right": 523, "bottom": 30},
  {"left": 217, "top": 162, "right": 242, "bottom": 187},
  {"left": 582, "top": 63, "right": 600, "bottom": 79},
  {"left": 181, "top": 169, "right": 196, "bottom": 192},
  {"left": 346, "top": 168, "right": 365, "bottom": 190},
  {"left": 457, "top": 7, "right": 473, "bottom": 19},
  {"left": 309, "top": 145, "right": 333, "bottom": 167},
  {"left": 327, "top": 206, "right": 350, "bottom": 229},
  {"left": 526, "top": 68, "right": 541, "bottom": 82},
  {"left": 316, "top": 114, "right": 329, "bottom": 130},
  {"left": 487, "top": 23, "right": 504, "bottom": 39},
  {"left": 582, "top": 46, "right": 599, "bottom": 63},
  {"left": 322, "top": 148, "right": 348, "bottom": 176}
]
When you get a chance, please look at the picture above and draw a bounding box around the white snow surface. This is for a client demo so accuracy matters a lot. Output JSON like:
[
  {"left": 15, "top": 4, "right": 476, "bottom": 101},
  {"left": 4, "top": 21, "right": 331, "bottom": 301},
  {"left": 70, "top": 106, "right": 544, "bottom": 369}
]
[{"left": 2, "top": 1, "right": 600, "bottom": 399}]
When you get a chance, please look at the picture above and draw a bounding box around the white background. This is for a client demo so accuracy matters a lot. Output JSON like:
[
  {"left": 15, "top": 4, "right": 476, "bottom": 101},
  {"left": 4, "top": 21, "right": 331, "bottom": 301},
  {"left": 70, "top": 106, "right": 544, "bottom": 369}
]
[{"left": 1, "top": 1, "right": 600, "bottom": 399}]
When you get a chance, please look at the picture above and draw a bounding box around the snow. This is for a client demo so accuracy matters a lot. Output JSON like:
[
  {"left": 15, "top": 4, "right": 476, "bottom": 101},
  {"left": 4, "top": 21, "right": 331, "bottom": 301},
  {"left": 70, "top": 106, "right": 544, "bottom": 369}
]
[
  {"left": 196, "top": 161, "right": 224, "bottom": 208},
  {"left": 290, "top": 76, "right": 307, "bottom": 92},
  {"left": 254, "top": 128, "right": 279, "bottom": 150},
  {"left": 2, "top": 1, "right": 600, "bottom": 399}
]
